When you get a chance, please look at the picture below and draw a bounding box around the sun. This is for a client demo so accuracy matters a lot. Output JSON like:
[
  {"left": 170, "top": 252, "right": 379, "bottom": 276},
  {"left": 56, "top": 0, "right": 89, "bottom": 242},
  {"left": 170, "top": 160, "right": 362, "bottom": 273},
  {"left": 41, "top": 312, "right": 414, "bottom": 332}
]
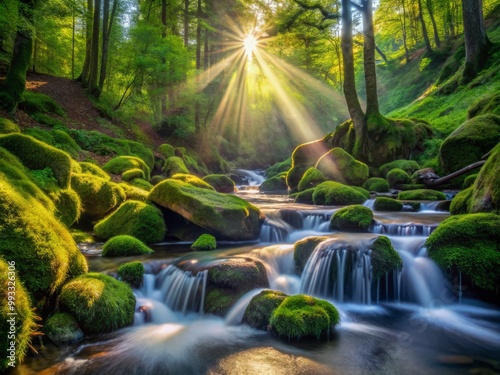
[{"left": 243, "top": 34, "right": 258, "bottom": 59}]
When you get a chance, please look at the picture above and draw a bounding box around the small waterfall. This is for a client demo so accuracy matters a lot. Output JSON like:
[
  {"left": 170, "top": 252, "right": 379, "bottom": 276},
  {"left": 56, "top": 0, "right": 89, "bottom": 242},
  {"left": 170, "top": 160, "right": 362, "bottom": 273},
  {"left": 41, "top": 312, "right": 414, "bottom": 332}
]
[
  {"left": 235, "top": 169, "right": 265, "bottom": 186},
  {"left": 259, "top": 218, "right": 294, "bottom": 242},
  {"left": 370, "top": 222, "right": 437, "bottom": 236},
  {"left": 302, "top": 212, "right": 331, "bottom": 230},
  {"left": 154, "top": 265, "right": 208, "bottom": 314},
  {"left": 363, "top": 199, "right": 375, "bottom": 209}
]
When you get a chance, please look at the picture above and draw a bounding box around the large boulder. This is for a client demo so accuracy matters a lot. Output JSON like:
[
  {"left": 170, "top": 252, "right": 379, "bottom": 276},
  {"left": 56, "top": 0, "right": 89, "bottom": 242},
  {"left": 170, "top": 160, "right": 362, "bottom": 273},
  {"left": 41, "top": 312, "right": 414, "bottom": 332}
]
[
  {"left": 363, "top": 177, "right": 390, "bottom": 192},
  {"left": 294, "top": 236, "right": 328, "bottom": 275},
  {"left": 469, "top": 142, "right": 500, "bottom": 214},
  {"left": 330, "top": 205, "right": 373, "bottom": 232},
  {"left": 243, "top": 290, "right": 288, "bottom": 329},
  {"left": 312, "top": 181, "right": 369, "bottom": 205},
  {"left": 297, "top": 167, "right": 327, "bottom": 192},
  {"left": 315, "top": 147, "right": 369, "bottom": 186},
  {"left": 286, "top": 139, "right": 329, "bottom": 191},
  {"left": 102, "top": 235, "right": 154, "bottom": 257},
  {"left": 43, "top": 313, "right": 84, "bottom": 345},
  {"left": 149, "top": 179, "right": 264, "bottom": 240},
  {"left": 397, "top": 189, "right": 446, "bottom": 201},
  {"left": 379, "top": 159, "right": 420, "bottom": 177},
  {"left": 202, "top": 174, "right": 235, "bottom": 193},
  {"left": 369, "top": 236, "right": 403, "bottom": 280},
  {"left": 103, "top": 156, "right": 151, "bottom": 180},
  {"left": 260, "top": 173, "right": 288, "bottom": 192}
]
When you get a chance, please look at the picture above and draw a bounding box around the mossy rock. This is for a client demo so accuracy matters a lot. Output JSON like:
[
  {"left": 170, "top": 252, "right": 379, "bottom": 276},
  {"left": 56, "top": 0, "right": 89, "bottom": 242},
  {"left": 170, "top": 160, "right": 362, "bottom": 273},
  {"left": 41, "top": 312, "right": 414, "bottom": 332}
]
[
  {"left": 398, "top": 183, "right": 426, "bottom": 191},
  {"left": 103, "top": 156, "right": 151, "bottom": 180},
  {"left": 150, "top": 175, "right": 165, "bottom": 185},
  {"left": 102, "top": 235, "right": 154, "bottom": 257},
  {"left": 369, "top": 236, "right": 403, "bottom": 279},
  {"left": 149, "top": 179, "right": 264, "bottom": 241},
  {"left": 294, "top": 236, "right": 328, "bottom": 276},
  {"left": 243, "top": 290, "right": 287, "bottom": 329},
  {"left": 59, "top": 273, "right": 136, "bottom": 334},
  {"left": 469, "top": 143, "right": 500, "bottom": 214},
  {"left": 162, "top": 156, "right": 189, "bottom": 177},
  {"left": 43, "top": 313, "right": 83, "bottom": 345},
  {"left": 207, "top": 257, "right": 268, "bottom": 292},
  {"left": 463, "top": 174, "right": 478, "bottom": 189},
  {"left": 204, "top": 289, "right": 243, "bottom": 316},
  {"left": 122, "top": 168, "right": 145, "bottom": 181},
  {"left": 260, "top": 173, "right": 288, "bottom": 192},
  {"left": 312, "top": 181, "right": 368, "bottom": 206},
  {"left": 297, "top": 167, "right": 327, "bottom": 192},
  {"left": 425, "top": 214, "right": 500, "bottom": 301},
  {"left": 373, "top": 197, "right": 403, "bottom": 211},
  {"left": 0, "top": 259, "right": 36, "bottom": 371},
  {"left": 286, "top": 139, "right": 330, "bottom": 190},
  {"left": 19, "top": 92, "right": 65, "bottom": 116},
  {"left": 202, "top": 174, "right": 235, "bottom": 193},
  {"left": 23, "top": 128, "right": 81, "bottom": 159},
  {"left": 182, "top": 148, "right": 209, "bottom": 176},
  {"left": 269, "top": 295, "right": 340, "bottom": 340},
  {"left": 119, "top": 183, "right": 149, "bottom": 202},
  {"left": 130, "top": 178, "right": 153, "bottom": 191},
  {"left": 386, "top": 168, "right": 411, "bottom": 188},
  {"left": 292, "top": 188, "right": 315, "bottom": 204},
  {"left": 329, "top": 119, "right": 356, "bottom": 153},
  {"left": 363, "top": 177, "right": 389, "bottom": 192},
  {"left": 191, "top": 234, "right": 217, "bottom": 250},
  {"left": 71, "top": 173, "right": 126, "bottom": 217},
  {"left": 70, "top": 229, "right": 95, "bottom": 243},
  {"left": 315, "top": 147, "right": 369, "bottom": 186},
  {"left": 467, "top": 93, "right": 500, "bottom": 119},
  {"left": 79, "top": 161, "right": 110, "bottom": 180},
  {"left": 94, "top": 200, "right": 165, "bottom": 244},
  {"left": 450, "top": 188, "right": 473, "bottom": 215},
  {"left": 117, "top": 261, "right": 144, "bottom": 288},
  {"left": 158, "top": 143, "right": 175, "bottom": 158},
  {"left": 50, "top": 188, "right": 81, "bottom": 227},
  {"left": 0, "top": 117, "right": 20, "bottom": 134},
  {"left": 397, "top": 189, "right": 446, "bottom": 201},
  {"left": 172, "top": 173, "right": 214, "bottom": 190},
  {"left": 266, "top": 158, "right": 292, "bottom": 178},
  {"left": 330, "top": 205, "right": 373, "bottom": 232},
  {"left": 379, "top": 160, "right": 420, "bottom": 177},
  {"left": 439, "top": 114, "right": 500, "bottom": 181},
  {"left": 0, "top": 133, "right": 72, "bottom": 188}
]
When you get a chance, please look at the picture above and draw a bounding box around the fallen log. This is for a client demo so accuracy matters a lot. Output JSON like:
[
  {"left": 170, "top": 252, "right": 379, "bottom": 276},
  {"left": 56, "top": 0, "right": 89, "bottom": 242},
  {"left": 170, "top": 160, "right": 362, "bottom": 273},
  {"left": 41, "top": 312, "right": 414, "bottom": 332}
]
[{"left": 423, "top": 160, "right": 486, "bottom": 187}]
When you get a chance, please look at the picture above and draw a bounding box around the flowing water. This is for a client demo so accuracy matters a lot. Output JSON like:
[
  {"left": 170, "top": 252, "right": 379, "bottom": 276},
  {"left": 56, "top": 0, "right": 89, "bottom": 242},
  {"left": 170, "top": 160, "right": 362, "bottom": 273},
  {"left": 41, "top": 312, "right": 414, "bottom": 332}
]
[{"left": 18, "top": 183, "right": 500, "bottom": 375}]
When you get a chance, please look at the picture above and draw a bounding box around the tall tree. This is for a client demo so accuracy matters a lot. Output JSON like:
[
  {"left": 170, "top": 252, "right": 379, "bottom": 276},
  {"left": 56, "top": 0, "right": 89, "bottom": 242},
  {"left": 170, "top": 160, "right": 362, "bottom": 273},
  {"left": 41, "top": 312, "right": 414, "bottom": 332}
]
[
  {"left": 88, "top": 0, "right": 101, "bottom": 94},
  {"left": 426, "top": 0, "right": 441, "bottom": 47},
  {"left": 79, "top": 0, "right": 93, "bottom": 86},
  {"left": 417, "top": 0, "right": 433, "bottom": 53},
  {"left": 97, "top": 0, "right": 119, "bottom": 96}
]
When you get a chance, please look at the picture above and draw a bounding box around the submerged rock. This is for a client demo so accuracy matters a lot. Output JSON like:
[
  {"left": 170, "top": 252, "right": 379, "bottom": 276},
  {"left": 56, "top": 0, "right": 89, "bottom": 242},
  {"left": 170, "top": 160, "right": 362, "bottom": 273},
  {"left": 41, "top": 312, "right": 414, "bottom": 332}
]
[{"left": 43, "top": 313, "right": 84, "bottom": 345}]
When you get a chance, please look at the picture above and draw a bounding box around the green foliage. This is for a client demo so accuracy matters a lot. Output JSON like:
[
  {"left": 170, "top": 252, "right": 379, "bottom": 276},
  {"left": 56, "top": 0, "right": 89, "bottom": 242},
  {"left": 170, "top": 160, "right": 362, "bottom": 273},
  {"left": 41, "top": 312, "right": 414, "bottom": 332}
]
[
  {"left": 463, "top": 174, "right": 478, "bottom": 189},
  {"left": 450, "top": 187, "right": 473, "bottom": 215},
  {"left": 0, "top": 117, "right": 20, "bottom": 134},
  {"left": 386, "top": 168, "right": 411, "bottom": 188},
  {"left": 122, "top": 168, "right": 145, "bottom": 181},
  {"left": 330, "top": 205, "right": 373, "bottom": 232},
  {"left": 260, "top": 173, "right": 288, "bottom": 192},
  {"left": 162, "top": 156, "right": 190, "bottom": 177},
  {"left": 202, "top": 174, "right": 235, "bottom": 193},
  {"left": 398, "top": 189, "right": 446, "bottom": 201},
  {"left": 294, "top": 236, "right": 328, "bottom": 276},
  {"left": 94, "top": 200, "right": 166, "bottom": 244},
  {"left": 118, "top": 261, "right": 145, "bottom": 288},
  {"left": 102, "top": 235, "right": 154, "bottom": 257},
  {"left": 312, "top": 181, "right": 368, "bottom": 205},
  {"left": 158, "top": 144, "right": 175, "bottom": 158},
  {"left": 270, "top": 295, "right": 340, "bottom": 339},
  {"left": 0, "top": 259, "right": 36, "bottom": 371},
  {"left": 298, "top": 167, "right": 327, "bottom": 192},
  {"left": 266, "top": 158, "right": 292, "bottom": 178},
  {"left": 30, "top": 112, "right": 65, "bottom": 128},
  {"left": 29, "top": 167, "right": 59, "bottom": 192},
  {"left": 158, "top": 115, "right": 195, "bottom": 139},
  {"left": 369, "top": 236, "right": 403, "bottom": 279},
  {"left": 43, "top": 313, "right": 83, "bottom": 344},
  {"left": 419, "top": 57, "right": 432, "bottom": 72},
  {"left": 363, "top": 177, "right": 390, "bottom": 192},
  {"left": 315, "top": 148, "right": 369, "bottom": 186},
  {"left": 243, "top": 290, "right": 288, "bottom": 329},
  {"left": 59, "top": 273, "right": 136, "bottom": 334},
  {"left": 70, "top": 229, "right": 95, "bottom": 243},
  {"left": 103, "top": 156, "right": 151, "bottom": 180},
  {"left": 191, "top": 234, "right": 217, "bottom": 250},
  {"left": 379, "top": 160, "right": 420, "bottom": 177},
  {"left": 467, "top": 93, "right": 500, "bottom": 119},
  {"left": 374, "top": 197, "right": 403, "bottom": 211}
]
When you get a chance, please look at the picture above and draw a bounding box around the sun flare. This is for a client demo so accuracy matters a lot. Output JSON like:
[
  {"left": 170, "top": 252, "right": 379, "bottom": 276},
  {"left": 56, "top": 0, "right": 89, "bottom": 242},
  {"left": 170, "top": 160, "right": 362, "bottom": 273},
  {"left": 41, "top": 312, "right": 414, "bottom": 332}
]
[{"left": 243, "top": 34, "right": 257, "bottom": 59}]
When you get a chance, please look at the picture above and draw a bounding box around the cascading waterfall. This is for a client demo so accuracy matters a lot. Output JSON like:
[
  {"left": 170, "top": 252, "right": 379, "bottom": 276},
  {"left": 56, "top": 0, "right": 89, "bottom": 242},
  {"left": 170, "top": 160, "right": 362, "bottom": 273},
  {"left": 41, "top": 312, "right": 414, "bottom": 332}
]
[
  {"left": 302, "top": 212, "right": 331, "bottom": 230},
  {"left": 370, "top": 222, "right": 436, "bottom": 236}
]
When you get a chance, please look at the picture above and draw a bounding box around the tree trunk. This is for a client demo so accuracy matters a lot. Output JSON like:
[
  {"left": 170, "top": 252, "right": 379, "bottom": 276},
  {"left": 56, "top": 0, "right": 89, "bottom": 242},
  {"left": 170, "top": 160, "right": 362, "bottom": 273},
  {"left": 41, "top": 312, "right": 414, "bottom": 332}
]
[
  {"left": 98, "top": 0, "right": 118, "bottom": 96},
  {"left": 79, "top": 0, "right": 93, "bottom": 86},
  {"left": 401, "top": 0, "right": 410, "bottom": 63},
  {"left": 88, "top": 0, "right": 101, "bottom": 95},
  {"left": 423, "top": 160, "right": 485, "bottom": 187},
  {"left": 184, "top": 0, "right": 189, "bottom": 47},
  {"left": 426, "top": 0, "right": 441, "bottom": 47},
  {"left": 196, "top": 0, "right": 202, "bottom": 70},
  {"left": 204, "top": 28, "right": 209, "bottom": 69},
  {"left": 417, "top": 0, "right": 433, "bottom": 53},
  {"left": 161, "top": 0, "right": 168, "bottom": 116},
  {"left": 361, "top": 0, "right": 379, "bottom": 116},
  {"left": 462, "top": 0, "right": 491, "bottom": 82}
]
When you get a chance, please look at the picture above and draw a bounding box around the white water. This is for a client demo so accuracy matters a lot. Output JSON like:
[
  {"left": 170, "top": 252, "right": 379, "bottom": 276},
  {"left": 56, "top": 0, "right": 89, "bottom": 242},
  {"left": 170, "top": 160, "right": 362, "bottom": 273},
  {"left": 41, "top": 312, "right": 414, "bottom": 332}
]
[{"left": 235, "top": 169, "right": 265, "bottom": 186}]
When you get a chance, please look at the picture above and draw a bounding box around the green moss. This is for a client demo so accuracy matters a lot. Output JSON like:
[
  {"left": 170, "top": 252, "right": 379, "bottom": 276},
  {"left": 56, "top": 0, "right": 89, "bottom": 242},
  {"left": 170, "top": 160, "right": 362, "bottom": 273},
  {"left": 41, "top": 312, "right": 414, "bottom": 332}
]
[
  {"left": 373, "top": 197, "right": 403, "bottom": 211},
  {"left": 130, "top": 178, "right": 153, "bottom": 191},
  {"left": 49, "top": 188, "right": 81, "bottom": 227},
  {"left": 266, "top": 158, "right": 292, "bottom": 178},
  {"left": 297, "top": 167, "right": 327, "bottom": 192},
  {"left": 19, "top": 92, "right": 65, "bottom": 116},
  {"left": 158, "top": 143, "right": 175, "bottom": 158},
  {"left": 329, "top": 119, "right": 356, "bottom": 152},
  {"left": 0, "top": 117, "right": 20, "bottom": 134},
  {"left": 269, "top": 295, "right": 340, "bottom": 339},
  {"left": 0, "top": 259, "right": 36, "bottom": 371},
  {"left": 425, "top": 214, "right": 500, "bottom": 300},
  {"left": 469, "top": 143, "right": 500, "bottom": 214},
  {"left": 450, "top": 188, "right": 473, "bottom": 215},
  {"left": 71, "top": 173, "right": 126, "bottom": 217},
  {"left": 369, "top": 236, "right": 403, "bottom": 279},
  {"left": 315, "top": 147, "right": 369, "bottom": 186},
  {"left": 286, "top": 139, "right": 330, "bottom": 190},
  {"left": 119, "top": 183, "right": 149, "bottom": 202},
  {"left": 208, "top": 257, "right": 268, "bottom": 291},
  {"left": 0, "top": 133, "right": 72, "bottom": 188},
  {"left": 30, "top": 112, "right": 65, "bottom": 128},
  {"left": 363, "top": 177, "right": 390, "bottom": 192},
  {"left": 103, "top": 156, "right": 150, "bottom": 180},
  {"left": 292, "top": 188, "right": 315, "bottom": 204},
  {"left": 467, "top": 93, "right": 500, "bottom": 119},
  {"left": 202, "top": 174, "right": 235, "bottom": 193},
  {"left": 102, "top": 235, "right": 154, "bottom": 257},
  {"left": 162, "top": 156, "right": 190, "bottom": 177},
  {"left": 150, "top": 175, "right": 165, "bottom": 185},
  {"left": 398, "top": 183, "right": 426, "bottom": 190},
  {"left": 172, "top": 173, "right": 214, "bottom": 190},
  {"left": 243, "top": 290, "right": 287, "bottom": 329},
  {"left": 118, "top": 261, "right": 145, "bottom": 288},
  {"left": 94, "top": 200, "right": 165, "bottom": 244},
  {"left": 312, "top": 181, "right": 368, "bottom": 205},
  {"left": 43, "top": 312, "right": 83, "bottom": 344},
  {"left": 23, "top": 128, "right": 81, "bottom": 159},
  {"left": 386, "top": 168, "right": 411, "bottom": 188},
  {"left": 149, "top": 179, "right": 264, "bottom": 241},
  {"left": 397, "top": 189, "right": 446, "bottom": 200},
  {"left": 294, "top": 236, "right": 328, "bottom": 275},
  {"left": 260, "top": 173, "right": 288, "bottom": 192},
  {"left": 204, "top": 289, "right": 242, "bottom": 316},
  {"left": 70, "top": 229, "right": 95, "bottom": 243},
  {"left": 463, "top": 174, "right": 478, "bottom": 189},
  {"left": 191, "top": 234, "right": 217, "bottom": 250},
  {"left": 59, "top": 273, "right": 136, "bottom": 334},
  {"left": 330, "top": 205, "right": 373, "bottom": 232},
  {"left": 79, "top": 162, "right": 110, "bottom": 180},
  {"left": 29, "top": 167, "right": 59, "bottom": 192},
  {"left": 379, "top": 160, "right": 420, "bottom": 177},
  {"left": 182, "top": 148, "right": 209, "bottom": 176},
  {"left": 122, "top": 168, "right": 145, "bottom": 181}
]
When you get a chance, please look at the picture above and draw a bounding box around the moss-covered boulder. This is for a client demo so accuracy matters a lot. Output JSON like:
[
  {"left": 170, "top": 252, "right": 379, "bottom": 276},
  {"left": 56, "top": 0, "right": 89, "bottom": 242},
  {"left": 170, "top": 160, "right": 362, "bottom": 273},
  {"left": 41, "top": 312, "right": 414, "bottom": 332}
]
[
  {"left": 439, "top": 114, "right": 500, "bottom": 178},
  {"left": 71, "top": 173, "right": 126, "bottom": 217},
  {"left": 294, "top": 236, "right": 328, "bottom": 276},
  {"left": 330, "top": 205, "right": 373, "bottom": 232},
  {"left": 172, "top": 173, "right": 214, "bottom": 190},
  {"left": 59, "top": 273, "right": 136, "bottom": 334},
  {"left": 425, "top": 214, "right": 500, "bottom": 302},
  {"left": 122, "top": 168, "right": 145, "bottom": 181},
  {"left": 450, "top": 188, "right": 473, "bottom": 214},
  {"left": 158, "top": 143, "right": 175, "bottom": 158},
  {"left": 24, "top": 128, "right": 81, "bottom": 159},
  {"left": 50, "top": 188, "right": 81, "bottom": 227},
  {"left": 191, "top": 234, "right": 217, "bottom": 250},
  {"left": 463, "top": 174, "right": 478, "bottom": 189},
  {"left": 202, "top": 174, "right": 235, "bottom": 193},
  {"left": 119, "top": 183, "right": 149, "bottom": 202},
  {"left": 162, "top": 156, "right": 190, "bottom": 177},
  {"left": 312, "top": 181, "right": 369, "bottom": 206},
  {"left": 315, "top": 147, "right": 369, "bottom": 186},
  {"left": 297, "top": 167, "right": 327, "bottom": 192},
  {"left": 117, "top": 261, "right": 144, "bottom": 288},
  {"left": 469, "top": 142, "right": 500, "bottom": 214},
  {"left": 150, "top": 179, "right": 264, "bottom": 241},
  {"left": 362, "top": 177, "right": 390, "bottom": 192},
  {"left": 269, "top": 295, "right": 340, "bottom": 340},
  {"left": 397, "top": 189, "right": 446, "bottom": 201},
  {"left": 373, "top": 197, "right": 403, "bottom": 211},
  {"left": 260, "top": 173, "right": 288, "bottom": 192},
  {"left": 266, "top": 158, "right": 292, "bottom": 178},
  {"left": 43, "top": 312, "right": 84, "bottom": 345},
  {"left": 242, "top": 290, "right": 287, "bottom": 329},
  {"left": 103, "top": 156, "right": 151, "bottom": 180},
  {"left": 0, "top": 259, "right": 36, "bottom": 371},
  {"left": 369, "top": 236, "right": 403, "bottom": 279},
  {"left": 292, "top": 188, "right": 315, "bottom": 204},
  {"left": 386, "top": 168, "right": 411, "bottom": 188},
  {"left": 379, "top": 160, "right": 420, "bottom": 177},
  {"left": 467, "top": 93, "right": 500, "bottom": 119},
  {"left": 102, "top": 235, "right": 154, "bottom": 257},
  {"left": 20, "top": 92, "right": 65, "bottom": 116},
  {"left": 79, "top": 161, "right": 110, "bottom": 180},
  {"left": 0, "top": 117, "right": 20, "bottom": 134},
  {"left": 286, "top": 139, "right": 330, "bottom": 191},
  {"left": 129, "top": 178, "right": 153, "bottom": 191}
]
